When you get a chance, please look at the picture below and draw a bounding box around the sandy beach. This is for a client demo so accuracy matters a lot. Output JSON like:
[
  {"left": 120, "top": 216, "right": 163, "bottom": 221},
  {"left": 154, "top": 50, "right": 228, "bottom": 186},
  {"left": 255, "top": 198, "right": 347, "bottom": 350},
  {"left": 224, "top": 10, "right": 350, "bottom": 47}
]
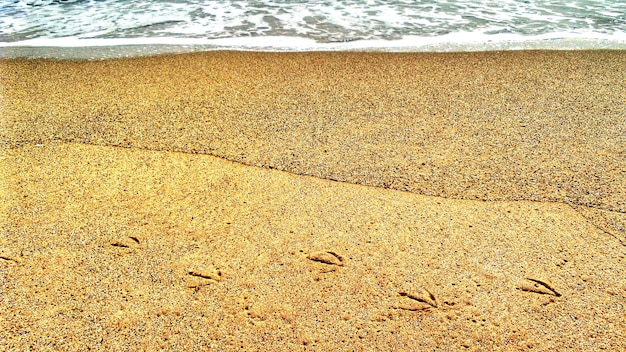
[{"left": 1, "top": 51, "right": 625, "bottom": 350}]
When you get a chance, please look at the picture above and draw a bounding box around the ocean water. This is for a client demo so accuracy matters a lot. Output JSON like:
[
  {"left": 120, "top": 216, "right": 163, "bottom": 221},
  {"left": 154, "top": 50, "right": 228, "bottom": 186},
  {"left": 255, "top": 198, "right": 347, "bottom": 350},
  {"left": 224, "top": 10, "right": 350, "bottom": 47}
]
[{"left": 1, "top": 0, "right": 625, "bottom": 58}]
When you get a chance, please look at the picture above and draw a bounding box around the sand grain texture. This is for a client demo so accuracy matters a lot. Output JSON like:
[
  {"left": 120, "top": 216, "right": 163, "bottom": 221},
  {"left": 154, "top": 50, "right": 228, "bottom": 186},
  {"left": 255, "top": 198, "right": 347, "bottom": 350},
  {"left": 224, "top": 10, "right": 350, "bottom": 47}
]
[
  {"left": 2, "top": 51, "right": 625, "bottom": 214},
  {"left": 1, "top": 51, "right": 625, "bottom": 350}
]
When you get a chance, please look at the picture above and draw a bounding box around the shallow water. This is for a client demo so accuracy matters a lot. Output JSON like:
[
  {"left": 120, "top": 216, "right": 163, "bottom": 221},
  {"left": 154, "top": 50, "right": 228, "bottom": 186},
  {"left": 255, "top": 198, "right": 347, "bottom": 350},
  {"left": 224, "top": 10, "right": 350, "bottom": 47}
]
[{"left": 1, "top": 0, "right": 625, "bottom": 57}]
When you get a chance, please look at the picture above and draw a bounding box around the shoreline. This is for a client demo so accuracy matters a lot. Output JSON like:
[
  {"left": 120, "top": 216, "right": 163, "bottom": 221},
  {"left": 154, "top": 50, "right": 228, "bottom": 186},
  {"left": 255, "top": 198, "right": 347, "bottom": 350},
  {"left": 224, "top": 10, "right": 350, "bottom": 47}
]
[{"left": 2, "top": 37, "right": 626, "bottom": 60}]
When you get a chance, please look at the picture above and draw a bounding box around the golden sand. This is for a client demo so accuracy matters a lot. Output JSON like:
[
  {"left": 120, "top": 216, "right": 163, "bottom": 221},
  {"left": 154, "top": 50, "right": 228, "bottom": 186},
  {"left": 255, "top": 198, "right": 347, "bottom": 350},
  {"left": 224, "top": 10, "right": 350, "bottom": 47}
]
[{"left": 1, "top": 51, "right": 625, "bottom": 350}]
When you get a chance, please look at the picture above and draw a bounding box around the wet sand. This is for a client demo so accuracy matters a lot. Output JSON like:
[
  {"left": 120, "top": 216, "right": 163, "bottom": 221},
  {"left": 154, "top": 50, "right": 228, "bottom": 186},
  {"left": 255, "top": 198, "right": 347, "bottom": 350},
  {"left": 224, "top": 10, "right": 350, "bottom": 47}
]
[{"left": 1, "top": 51, "right": 625, "bottom": 350}]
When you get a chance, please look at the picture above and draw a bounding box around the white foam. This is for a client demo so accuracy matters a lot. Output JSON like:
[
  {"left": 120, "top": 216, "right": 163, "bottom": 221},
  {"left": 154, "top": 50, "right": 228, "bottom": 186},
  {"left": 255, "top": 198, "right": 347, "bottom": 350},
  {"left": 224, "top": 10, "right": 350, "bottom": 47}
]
[
  {"left": 2, "top": 0, "right": 625, "bottom": 58},
  {"left": 4, "top": 0, "right": 625, "bottom": 42},
  {"left": 1, "top": 31, "right": 625, "bottom": 54}
]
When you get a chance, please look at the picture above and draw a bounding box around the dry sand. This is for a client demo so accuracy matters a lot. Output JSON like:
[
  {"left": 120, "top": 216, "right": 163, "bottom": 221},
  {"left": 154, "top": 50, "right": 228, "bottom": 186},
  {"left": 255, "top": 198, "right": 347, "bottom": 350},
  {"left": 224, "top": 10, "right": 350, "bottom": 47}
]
[{"left": 1, "top": 51, "right": 625, "bottom": 350}]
